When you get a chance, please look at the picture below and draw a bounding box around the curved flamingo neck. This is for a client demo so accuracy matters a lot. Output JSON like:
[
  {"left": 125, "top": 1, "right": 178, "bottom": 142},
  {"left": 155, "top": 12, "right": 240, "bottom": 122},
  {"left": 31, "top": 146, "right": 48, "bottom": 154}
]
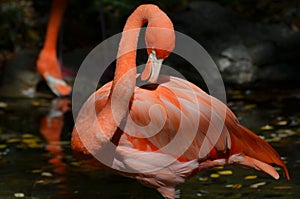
[{"left": 97, "top": 5, "right": 172, "bottom": 140}]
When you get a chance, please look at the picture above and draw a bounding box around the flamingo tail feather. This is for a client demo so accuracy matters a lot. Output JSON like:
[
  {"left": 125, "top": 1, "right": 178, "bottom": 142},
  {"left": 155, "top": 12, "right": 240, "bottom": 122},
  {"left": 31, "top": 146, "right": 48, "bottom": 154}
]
[{"left": 228, "top": 124, "right": 290, "bottom": 179}]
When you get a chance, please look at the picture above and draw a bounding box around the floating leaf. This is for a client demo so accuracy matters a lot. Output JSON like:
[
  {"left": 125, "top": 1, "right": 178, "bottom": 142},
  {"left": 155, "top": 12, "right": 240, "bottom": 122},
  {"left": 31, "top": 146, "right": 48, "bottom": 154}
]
[
  {"left": 22, "top": 134, "right": 34, "bottom": 138},
  {"left": 244, "top": 104, "right": 256, "bottom": 110},
  {"left": 232, "top": 184, "right": 242, "bottom": 189},
  {"left": 229, "top": 90, "right": 244, "bottom": 99},
  {"left": 225, "top": 184, "right": 242, "bottom": 189},
  {"left": 27, "top": 143, "right": 41, "bottom": 149},
  {"left": 32, "top": 101, "right": 40, "bottom": 106},
  {"left": 259, "top": 135, "right": 265, "bottom": 140},
  {"left": 214, "top": 166, "right": 224, "bottom": 170},
  {"left": 7, "top": 138, "right": 21, "bottom": 143},
  {"left": 0, "top": 144, "right": 7, "bottom": 149},
  {"left": 41, "top": 172, "right": 53, "bottom": 177},
  {"left": 14, "top": 192, "right": 24, "bottom": 197},
  {"left": 70, "top": 161, "right": 81, "bottom": 167},
  {"left": 198, "top": 177, "right": 208, "bottom": 182},
  {"left": 0, "top": 102, "right": 8, "bottom": 108},
  {"left": 196, "top": 193, "right": 203, "bottom": 197},
  {"left": 32, "top": 169, "right": 42, "bottom": 174},
  {"left": 229, "top": 90, "right": 241, "bottom": 95},
  {"left": 273, "top": 186, "right": 293, "bottom": 190},
  {"left": 272, "top": 116, "right": 289, "bottom": 126},
  {"left": 233, "top": 95, "right": 244, "bottom": 99},
  {"left": 276, "top": 120, "right": 288, "bottom": 126},
  {"left": 218, "top": 170, "right": 232, "bottom": 175},
  {"left": 22, "top": 139, "right": 33, "bottom": 144},
  {"left": 210, "top": 173, "right": 220, "bottom": 178},
  {"left": 260, "top": 125, "right": 274, "bottom": 130},
  {"left": 277, "top": 129, "right": 296, "bottom": 136},
  {"left": 232, "top": 184, "right": 243, "bottom": 189},
  {"left": 22, "top": 138, "right": 40, "bottom": 144},
  {"left": 270, "top": 133, "right": 277, "bottom": 137},
  {"left": 250, "top": 181, "right": 266, "bottom": 188},
  {"left": 244, "top": 175, "right": 257, "bottom": 180}
]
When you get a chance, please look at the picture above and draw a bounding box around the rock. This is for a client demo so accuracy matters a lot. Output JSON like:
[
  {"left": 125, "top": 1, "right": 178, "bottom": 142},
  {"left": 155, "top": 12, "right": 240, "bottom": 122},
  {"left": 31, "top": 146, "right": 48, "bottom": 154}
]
[
  {"left": 0, "top": 49, "right": 40, "bottom": 98},
  {"left": 248, "top": 42, "right": 275, "bottom": 66},
  {"left": 217, "top": 44, "right": 257, "bottom": 84},
  {"left": 171, "top": 1, "right": 300, "bottom": 85}
]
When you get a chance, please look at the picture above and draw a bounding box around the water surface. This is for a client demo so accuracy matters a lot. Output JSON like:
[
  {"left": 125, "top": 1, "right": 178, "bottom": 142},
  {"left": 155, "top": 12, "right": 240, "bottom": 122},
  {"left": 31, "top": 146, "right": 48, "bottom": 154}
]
[{"left": 0, "top": 86, "right": 299, "bottom": 199}]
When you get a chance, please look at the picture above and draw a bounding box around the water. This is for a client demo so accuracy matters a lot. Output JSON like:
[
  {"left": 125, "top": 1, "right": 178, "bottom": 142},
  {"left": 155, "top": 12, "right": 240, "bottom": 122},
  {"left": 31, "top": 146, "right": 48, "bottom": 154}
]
[{"left": 0, "top": 86, "right": 299, "bottom": 199}]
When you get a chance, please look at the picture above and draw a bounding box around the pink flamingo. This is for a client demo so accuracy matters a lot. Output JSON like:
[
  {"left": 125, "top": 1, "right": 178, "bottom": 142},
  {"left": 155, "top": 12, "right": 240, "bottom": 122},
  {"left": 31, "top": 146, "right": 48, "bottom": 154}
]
[
  {"left": 36, "top": 0, "right": 71, "bottom": 96},
  {"left": 71, "top": 4, "right": 289, "bottom": 199}
]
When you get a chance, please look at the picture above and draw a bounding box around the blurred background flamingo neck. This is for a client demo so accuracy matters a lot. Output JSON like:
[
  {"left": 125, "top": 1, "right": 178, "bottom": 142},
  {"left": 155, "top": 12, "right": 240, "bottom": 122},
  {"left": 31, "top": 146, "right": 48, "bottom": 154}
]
[
  {"left": 99, "top": 5, "right": 173, "bottom": 135},
  {"left": 43, "top": 0, "right": 68, "bottom": 54}
]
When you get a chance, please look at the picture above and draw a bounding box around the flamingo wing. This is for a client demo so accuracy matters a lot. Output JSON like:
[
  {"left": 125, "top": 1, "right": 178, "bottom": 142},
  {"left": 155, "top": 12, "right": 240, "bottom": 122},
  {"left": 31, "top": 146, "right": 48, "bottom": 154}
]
[
  {"left": 122, "top": 75, "right": 224, "bottom": 158},
  {"left": 120, "top": 75, "right": 288, "bottom": 178}
]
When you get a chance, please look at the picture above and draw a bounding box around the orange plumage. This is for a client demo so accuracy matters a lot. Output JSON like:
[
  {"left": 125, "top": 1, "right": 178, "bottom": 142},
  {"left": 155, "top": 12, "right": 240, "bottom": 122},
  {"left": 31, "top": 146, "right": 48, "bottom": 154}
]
[{"left": 71, "top": 4, "right": 289, "bottom": 199}]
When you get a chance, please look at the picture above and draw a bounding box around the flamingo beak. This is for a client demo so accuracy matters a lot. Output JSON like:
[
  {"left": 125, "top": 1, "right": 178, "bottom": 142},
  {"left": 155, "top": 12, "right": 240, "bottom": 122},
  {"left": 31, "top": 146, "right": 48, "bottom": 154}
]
[
  {"left": 45, "top": 73, "right": 72, "bottom": 96},
  {"left": 141, "top": 50, "right": 163, "bottom": 83}
]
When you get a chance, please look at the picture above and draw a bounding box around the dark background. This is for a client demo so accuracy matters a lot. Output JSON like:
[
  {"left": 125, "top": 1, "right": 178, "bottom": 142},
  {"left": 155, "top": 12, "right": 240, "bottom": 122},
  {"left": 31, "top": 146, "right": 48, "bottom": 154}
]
[{"left": 0, "top": 0, "right": 299, "bottom": 88}]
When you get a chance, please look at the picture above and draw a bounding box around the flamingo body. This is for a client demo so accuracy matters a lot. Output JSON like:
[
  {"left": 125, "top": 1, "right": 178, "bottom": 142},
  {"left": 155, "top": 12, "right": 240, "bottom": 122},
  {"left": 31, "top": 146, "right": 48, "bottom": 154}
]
[
  {"left": 36, "top": 0, "right": 71, "bottom": 96},
  {"left": 72, "top": 76, "right": 289, "bottom": 198},
  {"left": 71, "top": 4, "right": 289, "bottom": 199}
]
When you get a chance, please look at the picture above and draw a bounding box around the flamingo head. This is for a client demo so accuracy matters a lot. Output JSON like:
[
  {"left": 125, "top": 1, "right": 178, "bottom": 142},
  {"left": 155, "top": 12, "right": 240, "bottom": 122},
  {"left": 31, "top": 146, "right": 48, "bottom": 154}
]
[
  {"left": 44, "top": 73, "right": 72, "bottom": 96},
  {"left": 142, "top": 21, "right": 175, "bottom": 83}
]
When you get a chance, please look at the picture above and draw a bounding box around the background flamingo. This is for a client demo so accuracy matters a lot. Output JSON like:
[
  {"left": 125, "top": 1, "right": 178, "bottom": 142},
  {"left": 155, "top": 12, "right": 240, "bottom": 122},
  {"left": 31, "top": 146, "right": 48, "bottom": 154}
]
[
  {"left": 71, "top": 4, "right": 289, "bottom": 199},
  {"left": 36, "top": 0, "right": 71, "bottom": 96}
]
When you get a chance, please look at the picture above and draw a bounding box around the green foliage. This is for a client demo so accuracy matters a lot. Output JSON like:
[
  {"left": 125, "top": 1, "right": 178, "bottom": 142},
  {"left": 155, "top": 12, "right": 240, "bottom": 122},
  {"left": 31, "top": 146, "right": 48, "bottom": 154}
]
[{"left": 0, "top": 0, "right": 39, "bottom": 51}]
